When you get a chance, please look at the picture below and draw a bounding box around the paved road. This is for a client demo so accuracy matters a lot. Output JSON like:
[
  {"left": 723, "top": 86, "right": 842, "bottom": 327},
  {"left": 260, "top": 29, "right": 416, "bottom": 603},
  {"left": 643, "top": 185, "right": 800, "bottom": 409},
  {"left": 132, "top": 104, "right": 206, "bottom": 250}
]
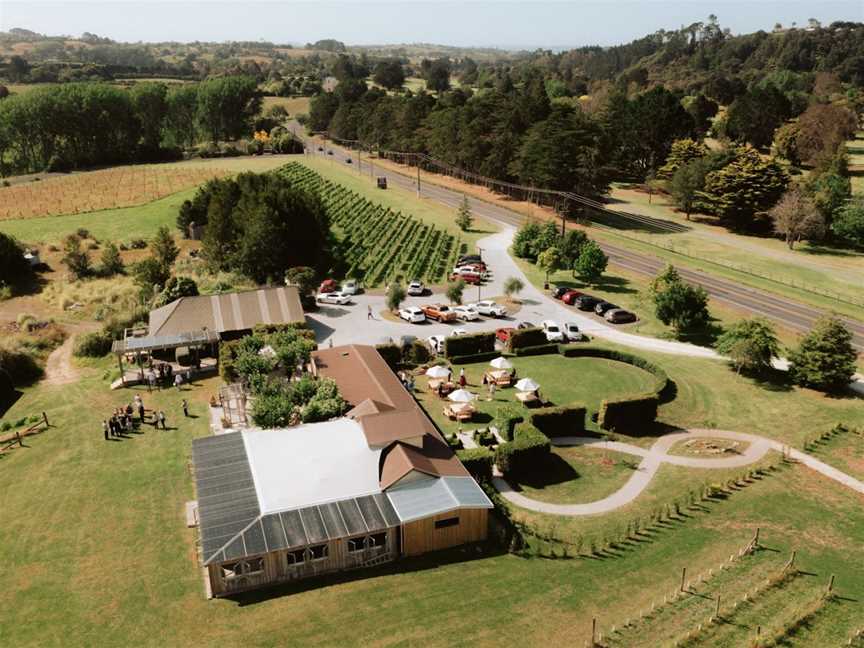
[
  {"left": 300, "top": 131, "right": 864, "bottom": 352},
  {"left": 493, "top": 429, "right": 864, "bottom": 516}
]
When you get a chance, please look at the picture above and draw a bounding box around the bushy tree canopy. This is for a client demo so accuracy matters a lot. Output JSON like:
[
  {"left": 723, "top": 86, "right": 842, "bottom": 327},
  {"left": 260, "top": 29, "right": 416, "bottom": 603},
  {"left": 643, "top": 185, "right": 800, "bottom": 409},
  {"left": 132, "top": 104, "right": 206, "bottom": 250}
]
[
  {"left": 715, "top": 318, "right": 780, "bottom": 374},
  {"left": 788, "top": 316, "right": 857, "bottom": 393}
]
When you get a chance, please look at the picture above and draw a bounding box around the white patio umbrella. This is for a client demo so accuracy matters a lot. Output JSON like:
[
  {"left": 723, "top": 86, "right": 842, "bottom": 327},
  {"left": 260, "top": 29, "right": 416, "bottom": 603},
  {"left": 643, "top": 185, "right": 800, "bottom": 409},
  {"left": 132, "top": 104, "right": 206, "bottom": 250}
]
[
  {"left": 515, "top": 378, "right": 540, "bottom": 393},
  {"left": 448, "top": 389, "right": 476, "bottom": 403},
  {"left": 489, "top": 356, "right": 513, "bottom": 370},
  {"left": 425, "top": 365, "right": 450, "bottom": 379}
]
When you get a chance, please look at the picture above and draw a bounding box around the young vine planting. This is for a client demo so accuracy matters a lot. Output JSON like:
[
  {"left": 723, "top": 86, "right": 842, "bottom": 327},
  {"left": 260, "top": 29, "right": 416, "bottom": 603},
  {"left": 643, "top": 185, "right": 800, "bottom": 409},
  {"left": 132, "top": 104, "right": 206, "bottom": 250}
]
[{"left": 276, "top": 162, "right": 465, "bottom": 287}]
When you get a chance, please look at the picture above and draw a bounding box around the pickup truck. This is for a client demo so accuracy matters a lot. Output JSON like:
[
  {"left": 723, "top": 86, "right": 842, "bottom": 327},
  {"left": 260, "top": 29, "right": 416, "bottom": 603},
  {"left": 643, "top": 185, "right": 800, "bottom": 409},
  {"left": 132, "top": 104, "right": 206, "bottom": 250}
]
[{"left": 421, "top": 304, "right": 458, "bottom": 323}]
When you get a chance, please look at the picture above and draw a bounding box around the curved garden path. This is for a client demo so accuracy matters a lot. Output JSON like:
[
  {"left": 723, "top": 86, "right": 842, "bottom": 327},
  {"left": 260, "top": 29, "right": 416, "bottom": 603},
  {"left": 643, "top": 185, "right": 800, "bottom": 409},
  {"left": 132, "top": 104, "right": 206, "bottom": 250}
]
[{"left": 493, "top": 429, "right": 864, "bottom": 516}]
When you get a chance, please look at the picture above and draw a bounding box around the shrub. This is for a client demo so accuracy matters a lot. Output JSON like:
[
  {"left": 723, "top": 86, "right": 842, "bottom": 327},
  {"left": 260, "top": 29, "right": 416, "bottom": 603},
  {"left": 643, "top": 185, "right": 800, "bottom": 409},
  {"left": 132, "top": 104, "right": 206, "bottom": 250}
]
[
  {"left": 0, "top": 344, "right": 43, "bottom": 387},
  {"left": 513, "top": 343, "right": 558, "bottom": 357},
  {"left": 443, "top": 331, "right": 495, "bottom": 358},
  {"left": 375, "top": 343, "right": 401, "bottom": 369},
  {"left": 495, "top": 423, "right": 550, "bottom": 476},
  {"left": 457, "top": 447, "right": 494, "bottom": 482},
  {"left": 449, "top": 351, "right": 501, "bottom": 365},
  {"left": 408, "top": 339, "right": 431, "bottom": 365},
  {"left": 529, "top": 403, "right": 587, "bottom": 438},
  {"left": 73, "top": 330, "right": 113, "bottom": 357},
  {"left": 598, "top": 395, "right": 659, "bottom": 433},
  {"left": 508, "top": 327, "right": 547, "bottom": 351},
  {"left": 495, "top": 404, "right": 524, "bottom": 441}
]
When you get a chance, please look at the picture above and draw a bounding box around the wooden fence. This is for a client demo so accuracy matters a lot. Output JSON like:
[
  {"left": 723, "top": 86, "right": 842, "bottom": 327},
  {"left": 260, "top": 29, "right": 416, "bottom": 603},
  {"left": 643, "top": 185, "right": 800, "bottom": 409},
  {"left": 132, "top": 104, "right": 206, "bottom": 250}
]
[{"left": 0, "top": 412, "right": 50, "bottom": 452}]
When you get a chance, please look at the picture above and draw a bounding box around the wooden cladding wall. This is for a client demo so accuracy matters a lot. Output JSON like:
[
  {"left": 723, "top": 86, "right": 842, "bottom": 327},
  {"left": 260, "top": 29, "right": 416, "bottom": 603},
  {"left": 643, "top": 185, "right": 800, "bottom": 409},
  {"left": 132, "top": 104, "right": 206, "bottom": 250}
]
[{"left": 401, "top": 508, "right": 488, "bottom": 557}]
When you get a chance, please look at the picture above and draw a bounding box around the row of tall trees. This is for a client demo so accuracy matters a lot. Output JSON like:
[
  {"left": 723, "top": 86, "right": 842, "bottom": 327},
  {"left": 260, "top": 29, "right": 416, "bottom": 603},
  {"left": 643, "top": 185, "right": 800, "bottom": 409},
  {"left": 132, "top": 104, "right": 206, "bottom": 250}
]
[{"left": 0, "top": 76, "right": 260, "bottom": 174}]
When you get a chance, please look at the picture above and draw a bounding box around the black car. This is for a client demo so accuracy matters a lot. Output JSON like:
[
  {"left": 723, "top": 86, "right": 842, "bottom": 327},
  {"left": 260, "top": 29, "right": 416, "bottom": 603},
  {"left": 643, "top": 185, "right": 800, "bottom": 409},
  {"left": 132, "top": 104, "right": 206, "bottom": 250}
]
[
  {"left": 594, "top": 301, "right": 618, "bottom": 315},
  {"left": 327, "top": 150, "right": 334, "bottom": 156},
  {"left": 317, "top": 146, "right": 323, "bottom": 152},
  {"left": 574, "top": 295, "right": 600, "bottom": 311},
  {"left": 457, "top": 254, "right": 482, "bottom": 266},
  {"left": 551, "top": 286, "right": 570, "bottom": 300}
]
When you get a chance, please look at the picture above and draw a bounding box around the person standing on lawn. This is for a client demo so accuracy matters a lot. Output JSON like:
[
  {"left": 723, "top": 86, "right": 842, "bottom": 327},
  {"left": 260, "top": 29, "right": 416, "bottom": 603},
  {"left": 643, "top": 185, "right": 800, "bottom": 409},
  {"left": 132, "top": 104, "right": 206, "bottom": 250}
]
[
  {"left": 459, "top": 368, "right": 466, "bottom": 388},
  {"left": 182, "top": 399, "right": 189, "bottom": 417},
  {"left": 158, "top": 410, "right": 167, "bottom": 430},
  {"left": 103, "top": 420, "right": 109, "bottom": 440}
]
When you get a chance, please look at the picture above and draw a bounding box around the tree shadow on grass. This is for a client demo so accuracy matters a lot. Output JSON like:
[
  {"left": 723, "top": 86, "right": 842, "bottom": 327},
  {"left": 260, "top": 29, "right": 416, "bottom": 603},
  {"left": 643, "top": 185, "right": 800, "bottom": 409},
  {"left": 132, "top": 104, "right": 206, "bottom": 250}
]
[
  {"left": 798, "top": 242, "right": 864, "bottom": 259},
  {"left": 509, "top": 453, "right": 578, "bottom": 491}
]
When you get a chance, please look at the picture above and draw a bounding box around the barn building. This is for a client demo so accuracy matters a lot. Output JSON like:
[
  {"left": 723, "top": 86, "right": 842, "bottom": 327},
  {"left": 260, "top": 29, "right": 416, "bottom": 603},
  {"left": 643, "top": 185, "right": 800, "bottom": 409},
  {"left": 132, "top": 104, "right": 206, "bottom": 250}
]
[{"left": 192, "top": 344, "right": 493, "bottom": 597}]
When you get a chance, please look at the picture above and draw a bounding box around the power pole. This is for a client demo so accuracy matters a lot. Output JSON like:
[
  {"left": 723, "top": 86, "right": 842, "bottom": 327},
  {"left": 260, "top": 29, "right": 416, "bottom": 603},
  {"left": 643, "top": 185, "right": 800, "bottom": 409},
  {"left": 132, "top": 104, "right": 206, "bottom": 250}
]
[{"left": 416, "top": 158, "right": 421, "bottom": 197}]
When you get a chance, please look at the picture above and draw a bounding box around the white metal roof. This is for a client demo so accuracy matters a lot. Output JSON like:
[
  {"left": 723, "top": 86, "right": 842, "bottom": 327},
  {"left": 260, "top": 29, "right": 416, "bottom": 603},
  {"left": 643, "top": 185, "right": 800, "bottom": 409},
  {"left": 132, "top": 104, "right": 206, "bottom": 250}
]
[
  {"left": 385, "top": 476, "right": 493, "bottom": 523},
  {"left": 242, "top": 420, "right": 383, "bottom": 515}
]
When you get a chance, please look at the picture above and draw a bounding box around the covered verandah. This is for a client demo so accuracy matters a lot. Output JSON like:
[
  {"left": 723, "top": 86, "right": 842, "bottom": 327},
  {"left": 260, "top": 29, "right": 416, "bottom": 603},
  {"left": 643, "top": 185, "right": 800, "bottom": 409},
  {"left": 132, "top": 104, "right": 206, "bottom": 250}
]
[{"left": 110, "top": 329, "right": 221, "bottom": 390}]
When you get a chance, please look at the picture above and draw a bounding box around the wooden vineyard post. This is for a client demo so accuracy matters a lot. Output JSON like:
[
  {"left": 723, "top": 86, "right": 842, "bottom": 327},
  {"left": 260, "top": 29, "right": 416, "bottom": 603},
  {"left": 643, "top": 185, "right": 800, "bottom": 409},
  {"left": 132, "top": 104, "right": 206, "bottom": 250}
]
[
  {"left": 827, "top": 574, "right": 835, "bottom": 597},
  {"left": 591, "top": 617, "right": 597, "bottom": 647},
  {"left": 681, "top": 567, "right": 687, "bottom": 592}
]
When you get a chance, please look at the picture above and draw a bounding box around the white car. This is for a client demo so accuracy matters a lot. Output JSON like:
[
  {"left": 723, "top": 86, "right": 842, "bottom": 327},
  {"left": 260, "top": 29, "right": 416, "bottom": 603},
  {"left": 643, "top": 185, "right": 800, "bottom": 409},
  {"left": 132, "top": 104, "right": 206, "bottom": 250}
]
[
  {"left": 317, "top": 291, "right": 352, "bottom": 305},
  {"left": 452, "top": 305, "right": 480, "bottom": 321},
  {"left": 451, "top": 328, "right": 469, "bottom": 337},
  {"left": 542, "top": 320, "right": 565, "bottom": 342},
  {"left": 563, "top": 322, "right": 585, "bottom": 342},
  {"left": 407, "top": 281, "right": 425, "bottom": 296},
  {"left": 399, "top": 306, "right": 426, "bottom": 323},
  {"left": 341, "top": 280, "right": 358, "bottom": 295},
  {"left": 453, "top": 266, "right": 489, "bottom": 280},
  {"left": 471, "top": 300, "right": 506, "bottom": 318}
]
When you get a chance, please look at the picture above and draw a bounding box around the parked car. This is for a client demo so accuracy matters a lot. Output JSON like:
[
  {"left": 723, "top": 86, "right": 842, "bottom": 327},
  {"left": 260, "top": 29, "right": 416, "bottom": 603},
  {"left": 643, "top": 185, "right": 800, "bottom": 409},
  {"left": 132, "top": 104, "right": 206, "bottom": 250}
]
[
  {"left": 605, "top": 309, "right": 637, "bottom": 324},
  {"left": 421, "top": 303, "right": 458, "bottom": 323},
  {"left": 516, "top": 321, "right": 534, "bottom": 329},
  {"left": 551, "top": 286, "right": 570, "bottom": 299},
  {"left": 594, "top": 301, "right": 618, "bottom": 316},
  {"left": 495, "top": 327, "right": 515, "bottom": 343},
  {"left": 327, "top": 150, "right": 334, "bottom": 155},
  {"left": 399, "top": 307, "right": 426, "bottom": 323},
  {"left": 457, "top": 254, "right": 483, "bottom": 266},
  {"left": 452, "top": 265, "right": 488, "bottom": 280},
  {"left": 341, "top": 280, "right": 358, "bottom": 295},
  {"left": 452, "top": 305, "right": 480, "bottom": 321},
  {"left": 317, "top": 146, "right": 323, "bottom": 152},
  {"left": 574, "top": 295, "right": 601, "bottom": 311},
  {"left": 316, "top": 291, "right": 352, "bottom": 305},
  {"left": 407, "top": 280, "right": 425, "bottom": 296},
  {"left": 451, "top": 328, "right": 469, "bottom": 337},
  {"left": 471, "top": 300, "right": 507, "bottom": 317},
  {"left": 345, "top": 158, "right": 352, "bottom": 164},
  {"left": 456, "top": 261, "right": 488, "bottom": 273},
  {"left": 563, "top": 323, "right": 585, "bottom": 341},
  {"left": 451, "top": 271, "right": 482, "bottom": 285},
  {"left": 562, "top": 290, "right": 585, "bottom": 305},
  {"left": 318, "top": 279, "right": 338, "bottom": 294},
  {"left": 541, "top": 320, "right": 565, "bottom": 342}
]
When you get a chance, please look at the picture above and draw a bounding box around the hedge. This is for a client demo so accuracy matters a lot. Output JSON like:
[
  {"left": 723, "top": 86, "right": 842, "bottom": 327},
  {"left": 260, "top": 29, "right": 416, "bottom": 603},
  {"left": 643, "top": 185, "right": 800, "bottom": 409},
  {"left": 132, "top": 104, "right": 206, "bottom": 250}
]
[
  {"left": 444, "top": 331, "right": 495, "bottom": 358},
  {"left": 508, "top": 327, "right": 547, "bottom": 351},
  {"left": 495, "top": 423, "right": 550, "bottom": 476},
  {"left": 73, "top": 330, "right": 113, "bottom": 357},
  {"left": 598, "top": 395, "right": 659, "bottom": 433},
  {"left": 219, "top": 339, "right": 241, "bottom": 383},
  {"left": 253, "top": 322, "right": 315, "bottom": 340},
  {"left": 494, "top": 403, "right": 524, "bottom": 441},
  {"left": 375, "top": 343, "right": 402, "bottom": 369},
  {"left": 457, "top": 447, "right": 494, "bottom": 483},
  {"left": 513, "top": 343, "right": 559, "bottom": 357},
  {"left": 528, "top": 403, "right": 587, "bottom": 438},
  {"left": 449, "top": 350, "right": 501, "bottom": 365}
]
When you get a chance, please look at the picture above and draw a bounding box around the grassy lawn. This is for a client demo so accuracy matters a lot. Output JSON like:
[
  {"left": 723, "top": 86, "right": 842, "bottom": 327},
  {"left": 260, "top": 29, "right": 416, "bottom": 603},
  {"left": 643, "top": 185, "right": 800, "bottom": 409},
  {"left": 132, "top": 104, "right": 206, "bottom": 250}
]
[
  {"left": 1, "top": 350, "right": 862, "bottom": 646},
  {"left": 809, "top": 428, "right": 864, "bottom": 482},
  {"left": 261, "top": 95, "right": 311, "bottom": 116},
  {"left": 415, "top": 355, "right": 658, "bottom": 437},
  {"left": 510, "top": 446, "right": 638, "bottom": 504}
]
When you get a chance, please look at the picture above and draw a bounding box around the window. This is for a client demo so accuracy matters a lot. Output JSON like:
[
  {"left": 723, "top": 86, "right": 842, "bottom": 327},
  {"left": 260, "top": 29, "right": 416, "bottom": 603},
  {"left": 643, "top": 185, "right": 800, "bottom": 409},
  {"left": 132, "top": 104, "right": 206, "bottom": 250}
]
[
  {"left": 347, "top": 537, "right": 365, "bottom": 553},
  {"left": 434, "top": 517, "right": 460, "bottom": 530},
  {"left": 286, "top": 549, "right": 305, "bottom": 565},
  {"left": 369, "top": 532, "right": 387, "bottom": 548},
  {"left": 220, "top": 558, "right": 264, "bottom": 579},
  {"left": 307, "top": 544, "right": 328, "bottom": 561}
]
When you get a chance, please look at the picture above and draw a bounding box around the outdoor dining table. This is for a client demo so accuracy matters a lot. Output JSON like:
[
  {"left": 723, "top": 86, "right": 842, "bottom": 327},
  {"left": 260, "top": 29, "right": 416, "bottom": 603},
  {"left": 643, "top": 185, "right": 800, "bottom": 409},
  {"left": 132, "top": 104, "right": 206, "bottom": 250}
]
[
  {"left": 484, "top": 369, "right": 512, "bottom": 386},
  {"left": 429, "top": 380, "right": 456, "bottom": 395},
  {"left": 515, "top": 391, "right": 539, "bottom": 405}
]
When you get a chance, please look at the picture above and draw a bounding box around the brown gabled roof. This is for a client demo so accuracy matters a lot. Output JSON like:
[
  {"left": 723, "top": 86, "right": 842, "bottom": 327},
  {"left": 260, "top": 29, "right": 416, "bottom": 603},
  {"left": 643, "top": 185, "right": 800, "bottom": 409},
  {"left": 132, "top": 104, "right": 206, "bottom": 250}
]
[
  {"left": 345, "top": 398, "right": 394, "bottom": 420},
  {"left": 313, "top": 344, "right": 469, "bottom": 489},
  {"left": 148, "top": 285, "right": 304, "bottom": 337}
]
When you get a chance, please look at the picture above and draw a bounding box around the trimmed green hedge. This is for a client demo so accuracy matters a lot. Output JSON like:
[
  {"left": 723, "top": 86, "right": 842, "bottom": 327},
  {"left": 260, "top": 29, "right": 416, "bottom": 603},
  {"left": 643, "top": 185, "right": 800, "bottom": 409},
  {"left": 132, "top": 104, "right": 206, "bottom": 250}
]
[
  {"left": 599, "top": 395, "right": 658, "bottom": 433},
  {"left": 457, "top": 447, "right": 494, "bottom": 482},
  {"left": 449, "top": 350, "right": 501, "bottom": 365},
  {"left": 513, "top": 343, "right": 559, "bottom": 357},
  {"left": 529, "top": 403, "right": 588, "bottom": 438},
  {"left": 495, "top": 403, "right": 524, "bottom": 441},
  {"left": 444, "top": 331, "right": 495, "bottom": 358},
  {"left": 375, "top": 343, "right": 401, "bottom": 369},
  {"left": 495, "top": 423, "right": 550, "bottom": 476},
  {"left": 508, "top": 327, "right": 547, "bottom": 351},
  {"left": 558, "top": 346, "right": 670, "bottom": 433}
]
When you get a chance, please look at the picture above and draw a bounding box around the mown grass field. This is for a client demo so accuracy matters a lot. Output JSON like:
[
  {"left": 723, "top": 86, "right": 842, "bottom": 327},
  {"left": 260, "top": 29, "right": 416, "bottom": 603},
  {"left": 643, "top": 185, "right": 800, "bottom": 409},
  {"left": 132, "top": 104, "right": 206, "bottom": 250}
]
[
  {"left": 261, "top": 95, "right": 311, "bottom": 116},
  {"left": 1, "top": 351, "right": 861, "bottom": 647}
]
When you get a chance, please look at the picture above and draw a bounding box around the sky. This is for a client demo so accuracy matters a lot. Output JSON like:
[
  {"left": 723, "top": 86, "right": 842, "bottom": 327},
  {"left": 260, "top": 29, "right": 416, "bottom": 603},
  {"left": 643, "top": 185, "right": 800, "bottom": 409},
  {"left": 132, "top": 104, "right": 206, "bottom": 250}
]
[{"left": 1, "top": 0, "right": 862, "bottom": 49}]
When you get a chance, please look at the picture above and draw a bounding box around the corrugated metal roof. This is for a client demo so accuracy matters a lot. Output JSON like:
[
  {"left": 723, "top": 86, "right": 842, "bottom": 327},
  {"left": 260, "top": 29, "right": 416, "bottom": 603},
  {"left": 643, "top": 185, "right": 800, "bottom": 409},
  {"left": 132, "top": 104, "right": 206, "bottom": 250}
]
[
  {"left": 112, "top": 329, "right": 220, "bottom": 353},
  {"left": 386, "top": 476, "right": 493, "bottom": 524}
]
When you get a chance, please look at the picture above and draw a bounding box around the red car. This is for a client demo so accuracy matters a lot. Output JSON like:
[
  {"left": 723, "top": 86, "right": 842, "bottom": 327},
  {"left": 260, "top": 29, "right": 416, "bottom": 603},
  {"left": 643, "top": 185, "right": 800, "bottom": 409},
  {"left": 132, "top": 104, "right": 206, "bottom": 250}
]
[
  {"left": 495, "top": 327, "right": 515, "bottom": 343},
  {"left": 318, "top": 279, "right": 338, "bottom": 293},
  {"left": 451, "top": 271, "right": 482, "bottom": 285},
  {"left": 562, "top": 290, "right": 584, "bottom": 305}
]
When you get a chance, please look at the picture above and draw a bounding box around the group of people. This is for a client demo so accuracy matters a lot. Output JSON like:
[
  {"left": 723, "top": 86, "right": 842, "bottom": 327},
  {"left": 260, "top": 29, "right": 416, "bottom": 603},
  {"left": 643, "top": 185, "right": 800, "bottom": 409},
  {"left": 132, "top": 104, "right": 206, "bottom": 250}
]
[
  {"left": 145, "top": 362, "right": 193, "bottom": 392},
  {"left": 397, "top": 370, "right": 416, "bottom": 392},
  {"left": 103, "top": 394, "right": 173, "bottom": 440}
]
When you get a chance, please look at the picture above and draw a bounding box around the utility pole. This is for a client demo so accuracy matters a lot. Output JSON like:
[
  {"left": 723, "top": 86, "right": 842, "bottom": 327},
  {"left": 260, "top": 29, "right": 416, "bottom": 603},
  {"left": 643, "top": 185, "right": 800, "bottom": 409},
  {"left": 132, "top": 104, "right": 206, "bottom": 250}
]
[{"left": 416, "top": 158, "right": 421, "bottom": 197}]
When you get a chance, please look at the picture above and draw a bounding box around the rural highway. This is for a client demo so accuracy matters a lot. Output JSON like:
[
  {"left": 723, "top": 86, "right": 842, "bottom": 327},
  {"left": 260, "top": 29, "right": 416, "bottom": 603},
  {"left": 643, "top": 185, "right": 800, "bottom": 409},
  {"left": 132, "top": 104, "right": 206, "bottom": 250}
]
[{"left": 298, "top": 131, "right": 864, "bottom": 352}]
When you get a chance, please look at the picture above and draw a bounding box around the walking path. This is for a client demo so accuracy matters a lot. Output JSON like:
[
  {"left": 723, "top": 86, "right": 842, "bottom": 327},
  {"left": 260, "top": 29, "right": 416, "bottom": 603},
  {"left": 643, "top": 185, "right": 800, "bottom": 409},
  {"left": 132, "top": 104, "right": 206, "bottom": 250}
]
[{"left": 493, "top": 428, "right": 864, "bottom": 516}]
